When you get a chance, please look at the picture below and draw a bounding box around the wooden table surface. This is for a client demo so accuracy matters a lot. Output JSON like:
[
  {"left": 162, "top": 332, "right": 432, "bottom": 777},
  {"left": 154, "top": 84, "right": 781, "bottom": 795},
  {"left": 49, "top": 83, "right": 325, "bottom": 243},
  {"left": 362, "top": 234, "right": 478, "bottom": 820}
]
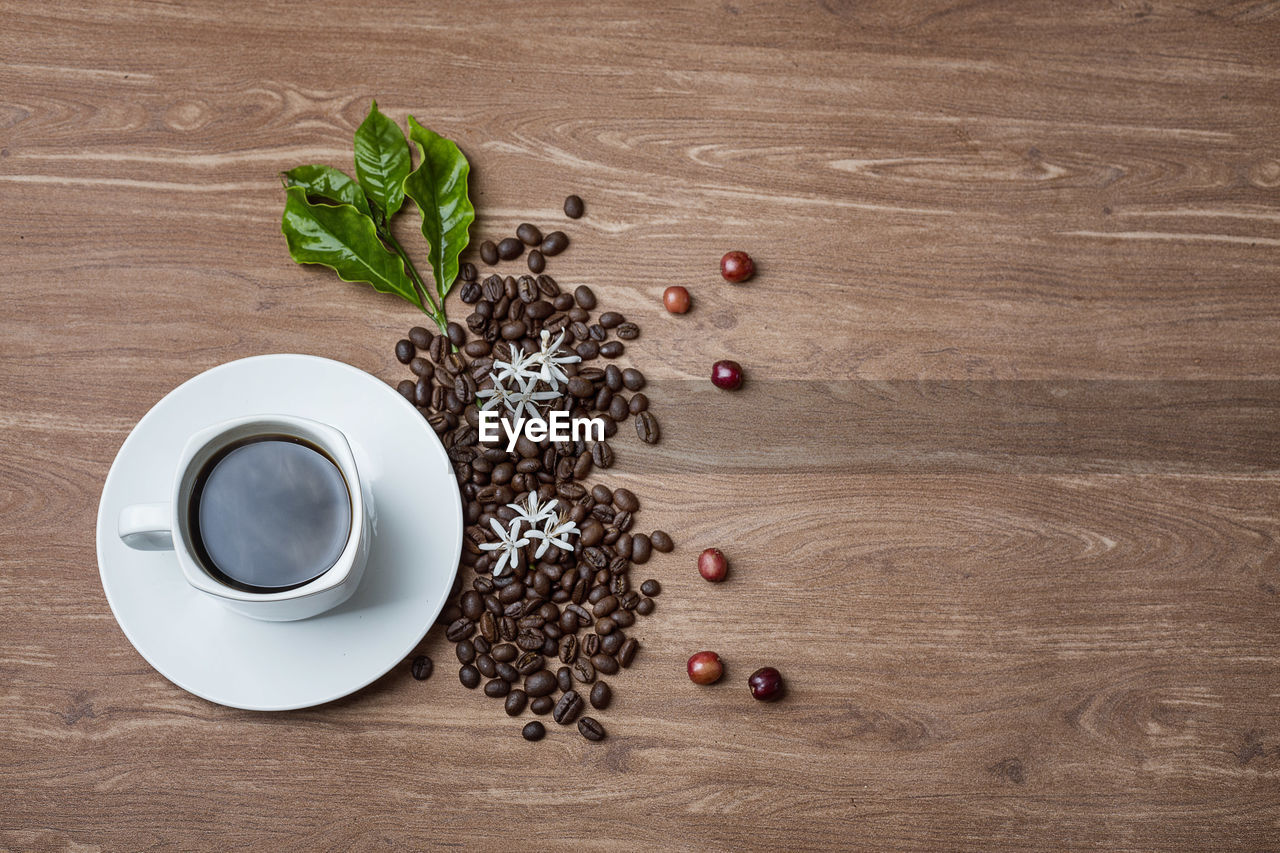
[{"left": 3, "top": 1, "right": 1279, "bottom": 849}]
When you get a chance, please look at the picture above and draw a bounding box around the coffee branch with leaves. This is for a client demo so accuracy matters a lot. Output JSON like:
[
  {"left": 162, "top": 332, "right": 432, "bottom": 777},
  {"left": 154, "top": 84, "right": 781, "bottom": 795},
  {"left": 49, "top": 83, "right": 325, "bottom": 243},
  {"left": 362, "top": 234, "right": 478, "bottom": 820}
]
[{"left": 280, "top": 101, "right": 474, "bottom": 334}]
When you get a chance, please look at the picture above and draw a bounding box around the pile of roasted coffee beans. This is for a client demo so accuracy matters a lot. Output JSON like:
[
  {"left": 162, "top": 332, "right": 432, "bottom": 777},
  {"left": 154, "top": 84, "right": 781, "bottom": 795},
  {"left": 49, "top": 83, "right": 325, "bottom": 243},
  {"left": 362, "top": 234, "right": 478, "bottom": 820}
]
[{"left": 397, "top": 197, "right": 672, "bottom": 743}]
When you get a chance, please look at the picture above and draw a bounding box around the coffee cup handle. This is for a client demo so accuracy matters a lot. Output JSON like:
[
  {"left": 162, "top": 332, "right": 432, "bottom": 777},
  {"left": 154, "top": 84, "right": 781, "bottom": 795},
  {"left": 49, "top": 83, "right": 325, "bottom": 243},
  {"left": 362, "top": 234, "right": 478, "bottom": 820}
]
[{"left": 118, "top": 503, "right": 174, "bottom": 551}]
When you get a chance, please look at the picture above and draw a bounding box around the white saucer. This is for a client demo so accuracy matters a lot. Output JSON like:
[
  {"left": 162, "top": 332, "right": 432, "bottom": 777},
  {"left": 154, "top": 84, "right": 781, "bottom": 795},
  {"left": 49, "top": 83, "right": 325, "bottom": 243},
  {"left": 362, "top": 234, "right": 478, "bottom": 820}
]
[{"left": 95, "top": 354, "right": 462, "bottom": 711}]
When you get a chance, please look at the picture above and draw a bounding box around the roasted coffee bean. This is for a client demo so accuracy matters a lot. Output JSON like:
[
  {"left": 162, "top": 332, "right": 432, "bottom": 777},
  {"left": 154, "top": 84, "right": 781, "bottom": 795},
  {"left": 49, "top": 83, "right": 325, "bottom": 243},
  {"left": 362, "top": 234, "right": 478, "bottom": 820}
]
[
  {"left": 588, "top": 484, "right": 610, "bottom": 504},
  {"left": 516, "top": 222, "right": 542, "bottom": 245},
  {"left": 630, "top": 533, "right": 652, "bottom": 564},
  {"left": 397, "top": 379, "right": 416, "bottom": 403},
  {"left": 479, "top": 611, "right": 498, "bottom": 643},
  {"left": 409, "top": 356, "right": 431, "bottom": 378},
  {"left": 556, "top": 666, "right": 574, "bottom": 693},
  {"left": 592, "top": 386, "right": 613, "bottom": 413},
  {"left": 614, "top": 511, "right": 633, "bottom": 533},
  {"left": 621, "top": 368, "right": 645, "bottom": 391},
  {"left": 501, "top": 616, "right": 517, "bottom": 641},
  {"left": 395, "top": 339, "right": 415, "bottom": 364},
  {"left": 567, "top": 602, "right": 592, "bottom": 624},
  {"left": 612, "top": 488, "right": 639, "bottom": 512},
  {"left": 635, "top": 411, "right": 660, "bottom": 444},
  {"left": 517, "top": 614, "right": 545, "bottom": 630},
  {"left": 497, "top": 237, "right": 523, "bottom": 260},
  {"left": 601, "top": 363, "right": 621, "bottom": 391},
  {"left": 571, "top": 658, "right": 596, "bottom": 684},
  {"left": 553, "top": 689, "right": 584, "bottom": 725},
  {"left": 460, "top": 281, "right": 482, "bottom": 303},
  {"left": 592, "top": 441, "right": 614, "bottom": 468},
  {"left": 517, "top": 628, "right": 545, "bottom": 651},
  {"left": 573, "top": 452, "right": 593, "bottom": 479},
  {"left": 484, "top": 678, "right": 511, "bottom": 698},
  {"left": 563, "top": 194, "right": 584, "bottom": 218},
  {"left": 569, "top": 321, "right": 590, "bottom": 342},
  {"left": 588, "top": 585, "right": 610, "bottom": 605},
  {"left": 459, "top": 664, "right": 480, "bottom": 688},
  {"left": 455, "top": 640, "right": 476, "bottom": 665},
  {"left": 459, "top": 261, "right": 477, "bottom": 281},
  {"left": 515, "top": 651, "right": 546, "bottom": 676},
  {"left": 427, "top": 333, "right": 447, "bottom": 363},
  {"left": 627, "top": 393, "right": 649, "bottom": 415},
  {"left": 592, "top": 595, "right": 619, "bottom": 617},
  {"left": 526, "top": 299, "right": 554, "bottom": 320},
  {"left": 566, "top": 375, "right": 593, "bottom": 398},
  {"left": 540, "top": 231, "right": 569, "bottom": 256},
  {"left": 482, "top": 275, "right": 504, "bottom": 302},
  {"left": 616, "top": 322, "right": 640, "bottom": 340},
  {"left": 476, "top": 654, "right": 497, "bottom": 678},
  {"left": 527, "top": 249, "right": 545, "bottom": 274},
  {"left": 607, "top": 395, "right": 629, "bottom": 422},
  {"left": 574, "top": 285, "right": 597, "bottom": 310},
  {"left": 444, "top": 322, "right": 465, "bottom": 348},
  {"left": 515, "top": 274, "right": 538, "bottom": 303},
  {"left": 599, "top": 341, "right": 624, "bottom": 358},
  {"left": 473, "top": 636, "right": 491, "bottom": 655},
  {"left": 612, "top": 609, "right": 635, "bottom": 628},
  {"left": 559, "top": 634, "right": 579, "bottom": 664},
  {"left": 525, "top": 669, "right": 557, "bottom": 698},
  {"left": 535, "top": 274, "right": 560, "bottom": 296},
  {"left": 577, "top": 716, "right": 605, "bottom": 741},
  {"left": 492, "top": 662, "right": 517, "bottom": 684},
  {"left": 568, "top": 306, "right": 590, "bottom": 323},
  {"left": 649, "top": 530, "right": 674, "bottom": 553},
  {"left": 576, "top": 340, "right": 599, "bottom": 359},
  {"left": 480, "top": 240, "right": 499, "bottom": 265},
  {"left": 640, "top": 579, "right": 661, "bottom": 597},
  {"left": 411, "top": 655, "right": 433, "bottom": 680},
  {"left": 599, "top": 632, "right": 623, "bottom": 656},
  {"left": 592, "top": 311, "right": 619, "bottom": 329},
  {"left": 582, "top": 633, "right": 601, "bottom": 657},
  {"left": 589, "top": 682, "right": 612, "bottom": 711},
  {"left": 445, "top": 618, "right": 474, "bottom": 642},
  {"left": 491, "top": 642, "right": 517, "bottom": 663},
  {"left": 618, "top": 638, "right": 639, "bottom": 667},
  {"left": 463, "top": 339, "right": 490, "bottom": 358},
  {"left": 636, "top": 597, "right": 655, "bottom": 615},
  {"left": 505, "top": 689, "right": 528, "bottom": 716},
  {"left": 595, "top": 617, "right": 615, "bottom": 635},
  {"left": 530, "top": 695, "right": 554, "bottom": 715},
  {"left": 592, "top": 504, "right": 615, "bottom": 525},
  {"left": 588, "top": 324, "right": 606, "bottom": 342},
  {"left": 406, "top": 326, "right": 430, "bottom": 349},
  {"left": 619, "top": 590, "right": 641, "bottom": 611},
  {"left": 522, "top": 720, "right": 546, "bottom": 741},
  {"left": 591, "top": 653, "right": 619, "bottom": 675},
  {"left": 501, "top": 320, "right": 527, "bottom": 340}
]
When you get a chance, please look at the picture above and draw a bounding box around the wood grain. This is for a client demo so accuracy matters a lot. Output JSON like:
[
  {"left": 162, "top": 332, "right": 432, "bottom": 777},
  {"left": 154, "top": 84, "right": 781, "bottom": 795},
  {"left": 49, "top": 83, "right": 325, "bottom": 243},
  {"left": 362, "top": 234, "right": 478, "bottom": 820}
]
[{"left": 2, "top": 0, "right": 1280, "bottom": 849}]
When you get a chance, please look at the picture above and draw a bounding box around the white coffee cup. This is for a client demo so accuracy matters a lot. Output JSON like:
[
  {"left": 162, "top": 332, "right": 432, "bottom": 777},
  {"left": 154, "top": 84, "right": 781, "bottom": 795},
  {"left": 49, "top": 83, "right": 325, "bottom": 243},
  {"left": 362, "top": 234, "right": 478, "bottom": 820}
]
[{"left": 118, "top": 414, "right": 371, "bottom": 622}]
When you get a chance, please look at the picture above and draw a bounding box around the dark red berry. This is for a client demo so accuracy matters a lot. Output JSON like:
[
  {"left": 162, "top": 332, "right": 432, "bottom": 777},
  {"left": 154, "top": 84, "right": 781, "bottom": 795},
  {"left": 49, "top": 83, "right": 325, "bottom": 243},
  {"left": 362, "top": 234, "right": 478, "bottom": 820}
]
[
  {"left": 711, "top": 360, "right": 743, "bottom": 390},
  {"left": 663, "top": 285, "right": 691, "bottom": 314},
  {"left": 748, "top": 667, "right": 784, "bottom": 701},
  {"left": 720, "top": 251, "right": 754, "bottom": 283},
  {"left": 698, "top": 548, "right": 728, "bottom": 582},
  {"left": 687, "top": 651, "right": 724, "bottom": 685}
]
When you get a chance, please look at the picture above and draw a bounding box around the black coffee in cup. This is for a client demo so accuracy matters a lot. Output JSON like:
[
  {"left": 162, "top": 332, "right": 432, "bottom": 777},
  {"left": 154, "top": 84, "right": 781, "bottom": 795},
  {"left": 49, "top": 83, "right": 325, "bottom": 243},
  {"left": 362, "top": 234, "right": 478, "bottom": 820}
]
[{"left": 188, "top": 436, "right": 351, "bottom": 591}]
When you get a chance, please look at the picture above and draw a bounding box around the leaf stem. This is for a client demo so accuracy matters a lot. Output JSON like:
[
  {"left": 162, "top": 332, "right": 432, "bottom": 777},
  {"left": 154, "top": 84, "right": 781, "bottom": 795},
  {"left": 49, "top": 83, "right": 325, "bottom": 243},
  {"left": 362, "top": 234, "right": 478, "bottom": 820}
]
[{"left": 385, "top": 231, "right": 448, "bottom": 334}]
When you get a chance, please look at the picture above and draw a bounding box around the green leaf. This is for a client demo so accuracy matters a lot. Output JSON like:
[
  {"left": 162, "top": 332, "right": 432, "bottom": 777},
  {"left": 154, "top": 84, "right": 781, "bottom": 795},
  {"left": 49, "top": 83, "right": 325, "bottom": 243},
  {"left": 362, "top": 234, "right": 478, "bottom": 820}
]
[
  {"left": 280, "top": 164, "right": 371, "bottom": 219},
  {"left": 402, "top": 115, "right": 475, "bottom": 302},
  {"left": 280, "top": 186, "right": 422, "bottom": 309},
  {"left": 353, "top": 100, "right": 410, "bottom": 223}
]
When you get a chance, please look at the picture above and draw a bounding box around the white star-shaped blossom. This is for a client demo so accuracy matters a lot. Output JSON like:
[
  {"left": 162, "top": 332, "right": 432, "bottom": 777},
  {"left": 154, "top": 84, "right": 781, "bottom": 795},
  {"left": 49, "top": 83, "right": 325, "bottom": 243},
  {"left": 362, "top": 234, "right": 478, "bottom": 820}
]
[
  {"left": 492, "top": 346, "right": 535, "bottom": 386},
  {"left": 526, "top": 511, "right": 580, "bottom": 559},
  {"left": 508, "top": 374, "right": 562, "bottom": 422},
  {"left": 508, "top": 492, "right": 559, "bottom": 529},
  {"left": 478, "top": 516, "right": 529, "bottom": 577},
  {"left": 528, "top": 329, "right": 581, "bottom": 390}
]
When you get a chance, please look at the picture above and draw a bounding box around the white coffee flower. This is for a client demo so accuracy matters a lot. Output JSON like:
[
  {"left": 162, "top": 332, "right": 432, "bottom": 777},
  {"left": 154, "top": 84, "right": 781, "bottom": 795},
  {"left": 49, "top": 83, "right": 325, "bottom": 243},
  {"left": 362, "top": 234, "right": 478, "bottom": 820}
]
[
  {"left": 508, "top": 492, "right": 558, "bottom": 529},
  {"left": 478, "top": 516, "right": 529, "bottom": 577},
  {"left": 527, "top": 511, "right": 580, "bottom": 559},
  {"left": 528, "top": 329, "right": 581, "bottom": 389}
]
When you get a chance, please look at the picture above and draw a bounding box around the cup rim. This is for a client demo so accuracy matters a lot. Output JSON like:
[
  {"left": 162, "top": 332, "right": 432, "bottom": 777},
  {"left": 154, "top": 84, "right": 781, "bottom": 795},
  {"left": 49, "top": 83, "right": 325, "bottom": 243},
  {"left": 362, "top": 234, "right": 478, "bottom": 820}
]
[{"left": 172, "top": 414, "right": 365, "bottom": 602}]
